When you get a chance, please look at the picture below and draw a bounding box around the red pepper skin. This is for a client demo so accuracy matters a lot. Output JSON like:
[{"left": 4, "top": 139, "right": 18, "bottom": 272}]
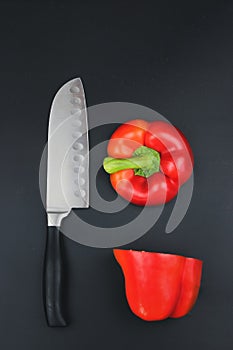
[
  {"left": 145, "top": 121, "right": 194, "bottom": 187},
  {"left": 108, "top": 119, "right": 149, "bottom": 158},
  {"left": 170, "top": 257, "right": 203, "bottom": 318},
  {"left": 114, "top": 249, "right": 203, "bottom": 321},
  {"left": 107, "top": 120, "right": 193, "bottom": 205},
  {"left": 110, "top": 170, "right": 178, "bottom": 206}
]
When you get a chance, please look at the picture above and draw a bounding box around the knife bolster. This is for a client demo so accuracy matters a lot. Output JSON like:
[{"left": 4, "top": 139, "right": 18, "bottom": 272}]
[{"left": 47, "top": 211, "right": 69, "bottom": 226}]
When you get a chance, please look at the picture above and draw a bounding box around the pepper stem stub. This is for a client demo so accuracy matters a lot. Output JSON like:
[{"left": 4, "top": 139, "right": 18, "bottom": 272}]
[{"left": 103, "top": 146, "right": 160, "bottom": 178}]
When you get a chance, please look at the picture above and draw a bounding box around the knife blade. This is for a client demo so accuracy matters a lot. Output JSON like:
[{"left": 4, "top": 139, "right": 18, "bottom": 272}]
[{"left": 44, "top": 78, "right": 89, "bottom": 327}]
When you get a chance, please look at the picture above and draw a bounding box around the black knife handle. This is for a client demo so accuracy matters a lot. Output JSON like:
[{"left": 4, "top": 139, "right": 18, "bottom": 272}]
[{"left": 43, "top": 226, "right": 67, "bottom": 327}]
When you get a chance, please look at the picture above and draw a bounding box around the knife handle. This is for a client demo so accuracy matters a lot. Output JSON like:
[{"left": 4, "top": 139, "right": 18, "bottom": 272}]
[{"left": 43, "top": 226, "right": 67, "bottom": 327}]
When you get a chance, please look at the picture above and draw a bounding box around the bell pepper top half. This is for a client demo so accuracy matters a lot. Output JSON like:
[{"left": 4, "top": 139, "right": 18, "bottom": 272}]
[{"left": 103, "top": 120, "right": 194, "bottom": 206}]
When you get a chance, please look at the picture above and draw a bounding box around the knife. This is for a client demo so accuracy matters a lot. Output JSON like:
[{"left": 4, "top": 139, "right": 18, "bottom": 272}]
[{"left": 44, "top": 78, "right": 89, "bottom": 327}]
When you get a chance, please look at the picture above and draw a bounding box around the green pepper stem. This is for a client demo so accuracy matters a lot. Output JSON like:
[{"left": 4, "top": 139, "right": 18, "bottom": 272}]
[
  {"left": 103, "top": 156, "right": 152, "bottom": 173},
  {"left": 103, "top": 146, "right": 161, "bottom": 178}
]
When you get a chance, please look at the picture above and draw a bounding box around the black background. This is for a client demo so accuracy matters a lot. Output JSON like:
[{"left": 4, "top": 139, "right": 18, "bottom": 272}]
[{"left": 0, "top": 0, "right": 233, "bottom": 349}]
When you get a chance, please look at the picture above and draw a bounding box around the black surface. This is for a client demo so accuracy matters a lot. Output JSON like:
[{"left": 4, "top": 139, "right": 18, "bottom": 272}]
[{"left": 0, "top": 0, "right": 233, "bottom": 349}]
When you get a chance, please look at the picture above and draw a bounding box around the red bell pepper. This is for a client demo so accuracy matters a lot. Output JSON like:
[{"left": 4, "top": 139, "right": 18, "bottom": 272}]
[
  {"left": 103, "top": 120, "right": 193, "bottom": 205},
  {"left": 114, "top": 249, "right": 203, "bottom": 321}
]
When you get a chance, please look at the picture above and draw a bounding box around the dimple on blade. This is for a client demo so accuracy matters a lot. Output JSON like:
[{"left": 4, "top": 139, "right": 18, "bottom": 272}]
[{"left": 61, "top": 80, "right": 89, "bottom": 209}]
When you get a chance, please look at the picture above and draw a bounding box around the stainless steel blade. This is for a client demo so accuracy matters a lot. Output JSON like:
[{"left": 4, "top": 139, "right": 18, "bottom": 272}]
[{"left": 46, "top": 78, "right": 89, "bottom": 226}]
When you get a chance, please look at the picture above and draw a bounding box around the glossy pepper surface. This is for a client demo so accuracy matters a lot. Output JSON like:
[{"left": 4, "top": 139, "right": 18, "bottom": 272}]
[
  {"left": 114, "top": 249, "right": 203, "bottom": 321},
  {"left": 103, "top": 120, "right": 193, "bottom": 205}
]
